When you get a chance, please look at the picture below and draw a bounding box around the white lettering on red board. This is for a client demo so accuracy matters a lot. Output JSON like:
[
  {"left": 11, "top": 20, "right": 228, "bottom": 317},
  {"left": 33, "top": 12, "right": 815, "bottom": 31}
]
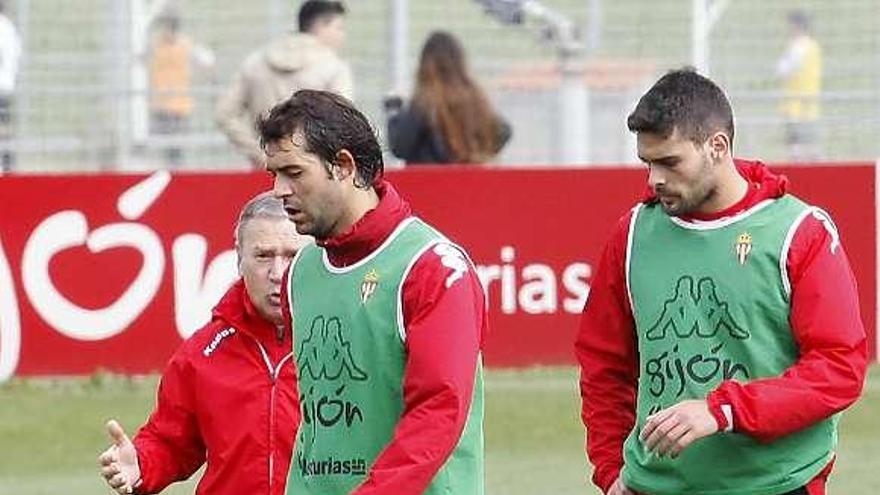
[
  {"left": 22, "top": 211, "right": 165, "bottom": 340},
  {"left": 172, "top": 235, "right": 237, "bottom": 338},
  {"left": 0, "top": 174, "right": 596, "bottom": 381},
  {"left": 475, "top": 246, "right": 592, "bottom": 315},
  {"left": 0, "top": 235, "right": 21, "bottom": 381},
  {"left": 16, "top": 171, "right": 238, "bottom": 345}
]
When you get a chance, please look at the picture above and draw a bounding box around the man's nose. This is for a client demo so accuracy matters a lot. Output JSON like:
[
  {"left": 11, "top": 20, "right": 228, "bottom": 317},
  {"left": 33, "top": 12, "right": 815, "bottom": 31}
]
[
  {"left": 269, "top": 256, "right": 287, "bottom": 282},
  {"left": 647, "top": 164, "right": 666, "bottom": 189},
  {"left": 272, "top": 176, "right": 290, "bottom": 198}
]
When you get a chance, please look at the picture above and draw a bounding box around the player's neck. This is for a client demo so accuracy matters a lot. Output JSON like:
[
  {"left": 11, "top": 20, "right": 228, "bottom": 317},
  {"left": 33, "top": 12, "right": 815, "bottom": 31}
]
[
  {"left": 697, "top": 162, "right": 749, "bottom": 216},
  {"left": 331, "top": 187, "right": 380, "bottom": 239}
]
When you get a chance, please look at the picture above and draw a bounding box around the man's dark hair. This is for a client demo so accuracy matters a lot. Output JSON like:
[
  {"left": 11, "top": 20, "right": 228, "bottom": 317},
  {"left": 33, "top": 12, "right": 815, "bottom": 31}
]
[
  {"left": 627, "top": 68, "right": 735, "bottom": 146},
  {"left": 298, "top": 1, "right": 345, "bottom": 33},
  {"left": 157, "top": 13, "right": 180, "bottom": 33},
  {"left": 258, "top": 90, "right": 383, "bottom": 189},
  {"left": 788, "top": 10, "right": 810, "bottom": 32}
]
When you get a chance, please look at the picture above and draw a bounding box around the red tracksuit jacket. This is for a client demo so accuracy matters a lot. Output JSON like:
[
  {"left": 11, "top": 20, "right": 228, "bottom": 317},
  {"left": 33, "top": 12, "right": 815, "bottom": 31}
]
[
  {"left": 576, "top": 160, "right": 868, "bottom": 494},
  {"left": 133, "top": 280, "right": 300, "bottom": 495}
]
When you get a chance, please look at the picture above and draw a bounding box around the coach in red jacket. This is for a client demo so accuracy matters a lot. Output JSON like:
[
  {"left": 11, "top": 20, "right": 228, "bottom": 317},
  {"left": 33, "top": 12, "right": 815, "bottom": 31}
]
[{"left": 98, "top": 192, "right": 311, "bottom": 495}]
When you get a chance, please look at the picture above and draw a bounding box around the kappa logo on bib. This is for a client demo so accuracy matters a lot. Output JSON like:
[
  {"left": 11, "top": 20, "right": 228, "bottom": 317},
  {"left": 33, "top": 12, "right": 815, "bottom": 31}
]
[{"left": 296, "top": 315, "right": 368, "bottom": 453}]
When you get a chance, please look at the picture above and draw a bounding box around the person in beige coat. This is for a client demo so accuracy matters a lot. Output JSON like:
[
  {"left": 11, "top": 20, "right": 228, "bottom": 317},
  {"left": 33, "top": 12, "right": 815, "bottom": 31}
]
[{"left": 215, "top": 1, "right": 352, "bottom": 168}]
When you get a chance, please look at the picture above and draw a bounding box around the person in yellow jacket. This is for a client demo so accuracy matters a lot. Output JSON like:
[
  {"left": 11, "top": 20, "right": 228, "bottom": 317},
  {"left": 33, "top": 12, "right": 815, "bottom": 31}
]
[
  {"left": 148, "top": 13, "right": 215, "bottom": 168},
  {"left": 775, "top": 10, "right": 821, "bottom": 161}
]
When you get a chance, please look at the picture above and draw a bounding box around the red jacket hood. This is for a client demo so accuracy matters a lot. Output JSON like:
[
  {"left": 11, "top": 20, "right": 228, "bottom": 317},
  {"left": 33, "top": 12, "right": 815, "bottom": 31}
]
[
  {"left": 320, "top": 179, "right": 413, "bottom": 266},
  {"left": 211, "top": 279, "right": 281, "bottom": 341},
  {"left": 641, "top": 159, "right": 789, "bottom": 220}
]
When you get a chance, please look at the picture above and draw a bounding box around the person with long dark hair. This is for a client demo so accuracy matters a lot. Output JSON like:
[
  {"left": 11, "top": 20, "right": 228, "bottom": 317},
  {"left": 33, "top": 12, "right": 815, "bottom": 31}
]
[{"left": 386, "top": 31, "right": 510, "bottom": 165}]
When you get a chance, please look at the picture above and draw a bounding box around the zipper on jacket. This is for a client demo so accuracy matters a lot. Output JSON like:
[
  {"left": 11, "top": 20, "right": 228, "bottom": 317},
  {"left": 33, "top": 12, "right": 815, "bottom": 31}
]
[
  {"left": 252, "top": 336, "right": 294, "bottom": 495},
  {"left": 269, "top": 353, "right": 294, "bottom": 495},
  {"left": 269, "top": 379, "right": 277, "bottom": 494}
]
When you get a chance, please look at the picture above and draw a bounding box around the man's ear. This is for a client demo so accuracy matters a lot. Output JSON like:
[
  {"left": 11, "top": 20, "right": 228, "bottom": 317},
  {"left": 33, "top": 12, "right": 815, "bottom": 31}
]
[
  {"left": 333, "top": 149, "right": 357, "bottom": 181},
  {"left": 708, "top": 131, "right": 731, "bottom": 161}
]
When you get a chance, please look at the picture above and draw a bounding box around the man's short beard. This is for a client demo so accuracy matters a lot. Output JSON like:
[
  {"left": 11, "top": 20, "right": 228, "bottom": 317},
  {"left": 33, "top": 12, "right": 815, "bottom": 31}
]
[{"left": 669, "top": 181, "right": 717, "bottom": 217}]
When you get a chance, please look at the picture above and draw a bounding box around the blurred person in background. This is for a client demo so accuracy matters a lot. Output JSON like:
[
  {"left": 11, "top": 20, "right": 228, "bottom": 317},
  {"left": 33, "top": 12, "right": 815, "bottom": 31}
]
[
  {"left": 98, "top": 193, "right": 311, "bottom": 495},
  {"left": 148, "top": 12, "right": 215, "bottom": 169},
  {"left": 261, "top": 90, "right": 486, "bottom": 494},
  {"left": 0, "top": 0, "right": 21, "bottom": 173},
  {"left": 776, "top": 10, "right": 822, "bottom": 161},
  {"left": 216, "top": 0, "right": 352, "bottom": 169},
  {"left": 385, "top": 31, "right": 510, "bottom": 166},
  {"left": 577, "top": 69, "right": 866, "bottom": 495}
]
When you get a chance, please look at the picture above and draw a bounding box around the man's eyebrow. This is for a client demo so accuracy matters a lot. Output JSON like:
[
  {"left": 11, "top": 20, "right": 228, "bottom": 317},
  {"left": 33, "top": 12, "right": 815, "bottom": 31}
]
[
  {"left": 638, "top": 154, "right": 678, "bottom": 163},
  {"left": 274, "top": 163, "right": 302, "bottom": 171}
]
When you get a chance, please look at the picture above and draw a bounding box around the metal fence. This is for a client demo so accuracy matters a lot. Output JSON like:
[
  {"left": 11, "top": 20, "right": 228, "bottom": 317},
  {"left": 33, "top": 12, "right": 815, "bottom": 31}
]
[{"left": 3, "top": 0, "right": 879, "bottom": 172}]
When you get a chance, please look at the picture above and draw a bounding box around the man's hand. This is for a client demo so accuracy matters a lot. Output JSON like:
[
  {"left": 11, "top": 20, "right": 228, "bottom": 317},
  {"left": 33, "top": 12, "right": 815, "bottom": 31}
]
[
  {"left": 98, "top": 420, "right": 141, "bottom": 494},
  {"left": 608, "top": 476, "right": 635, "bottom": 495},
  {"left": 640, "top": 399, "right": 719, "bottom": 458}
]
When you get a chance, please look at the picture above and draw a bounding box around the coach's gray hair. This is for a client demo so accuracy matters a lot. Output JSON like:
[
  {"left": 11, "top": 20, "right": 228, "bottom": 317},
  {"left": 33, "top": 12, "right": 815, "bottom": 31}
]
[{"left": 234, "top": 192, "right": 288, "bottom": 255}]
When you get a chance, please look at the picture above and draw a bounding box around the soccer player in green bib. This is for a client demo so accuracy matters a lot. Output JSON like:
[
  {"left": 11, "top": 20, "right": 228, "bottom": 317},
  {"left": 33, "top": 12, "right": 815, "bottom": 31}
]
[
  {"left": 260, "top": 90, "right": 486, "bottom": 495},
  {"left": 576, "top": 69, "right": 867, "bottom": 495}
]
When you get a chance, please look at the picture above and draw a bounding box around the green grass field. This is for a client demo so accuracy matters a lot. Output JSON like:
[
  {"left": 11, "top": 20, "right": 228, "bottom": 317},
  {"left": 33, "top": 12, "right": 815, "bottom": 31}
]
[{"left": 0, "top": 366, "right": 878, "bottom": 494}]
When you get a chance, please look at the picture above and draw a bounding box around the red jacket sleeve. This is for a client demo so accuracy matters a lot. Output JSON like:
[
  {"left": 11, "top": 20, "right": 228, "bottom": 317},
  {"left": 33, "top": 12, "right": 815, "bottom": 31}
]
[
  {"left": 707, "top": 212, "right": 869, "bottom": 442},
  {"left": 132, "top": 347, "right": 207, "bottom": 494},
  {"left": 575, "top": 211, "right": 639, "bottom": 494},
  {"left": 352, "top": 243, "right": 486, "bottom": 495}
]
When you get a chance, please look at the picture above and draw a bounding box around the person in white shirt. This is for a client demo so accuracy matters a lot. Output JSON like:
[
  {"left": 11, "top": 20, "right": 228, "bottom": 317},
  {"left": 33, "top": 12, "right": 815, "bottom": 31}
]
[{"left": 0, "top": 0, "right": 21, "bottom": 173}]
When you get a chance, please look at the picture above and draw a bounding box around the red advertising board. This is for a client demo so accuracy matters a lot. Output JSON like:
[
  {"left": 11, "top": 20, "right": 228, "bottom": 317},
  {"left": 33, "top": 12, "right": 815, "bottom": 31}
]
[{"left": 0, "top": 164, "right": 875, "bottom": 379}]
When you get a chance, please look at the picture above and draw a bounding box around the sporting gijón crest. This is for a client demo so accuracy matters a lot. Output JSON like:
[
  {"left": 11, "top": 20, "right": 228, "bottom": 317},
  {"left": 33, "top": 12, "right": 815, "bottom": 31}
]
[{"left": 360, "top": 269, "right": 379, "bottom": 303}]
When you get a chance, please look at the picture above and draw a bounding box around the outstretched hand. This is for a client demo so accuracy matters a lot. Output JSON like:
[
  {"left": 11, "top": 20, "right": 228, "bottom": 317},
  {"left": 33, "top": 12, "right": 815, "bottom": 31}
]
[{"left": 98, "top": 419, "right": 141, "bottom": 494}]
